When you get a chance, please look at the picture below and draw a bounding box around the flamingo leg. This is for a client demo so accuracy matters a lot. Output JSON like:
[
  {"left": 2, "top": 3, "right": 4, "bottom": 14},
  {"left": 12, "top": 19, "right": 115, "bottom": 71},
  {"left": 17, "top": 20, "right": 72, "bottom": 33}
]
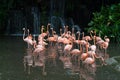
[
  {"left": 104, "top": 49, "right": 107, "bottom": 58},
  {"left": 42, "top": 64, "right": 47, "bottom": 75},
  {"left": 53, "top": 58, "right": 56, "bottom": 66},
  {"left": 28, "top": 65, "right": 31, "bottom": 74},
  {"left": 78, "top": 58, "right": 81, "bottom": 68},
  {"left": 23, "top": 59, "right": 26, "bottom": 71}
]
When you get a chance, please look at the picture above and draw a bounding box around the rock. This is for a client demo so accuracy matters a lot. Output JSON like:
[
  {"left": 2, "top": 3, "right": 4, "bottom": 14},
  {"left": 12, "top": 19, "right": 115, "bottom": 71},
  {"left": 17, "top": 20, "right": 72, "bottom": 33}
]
[
  {"left": 105, "top": 58, "right": 118, "bottom": 65},
  {"left": 115, "top": 64, "right": 120, "bottom": 72}
]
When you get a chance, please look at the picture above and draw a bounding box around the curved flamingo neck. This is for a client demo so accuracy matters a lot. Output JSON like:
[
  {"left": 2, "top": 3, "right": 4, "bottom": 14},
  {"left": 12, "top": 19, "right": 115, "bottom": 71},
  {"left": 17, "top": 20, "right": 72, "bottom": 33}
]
[
  {"left": 78, "top": 32, "right": 80, "bottom": 40},
  {"left": 52, "top": 29, "right": 54, "bottom": 37},
  {"left": 47, "top": 23, "right": 50, "bottom": 32},
  {"left": 99, "top": 31, "right": 102, "bottom": 37},
  {"left": 90, "top": 31, "right": 96, "bottom": 45},
  {"left": 23, "top": 28, "right": 26, "bottom": 40},
  {"left": 27, "top": 29, "right": 30, "bottom": 36},
  {"left": 41, "top": 25, "right": 44, "bottom": 33},
  {"left": 93, "top": 36, "right": 96, "bottom": 45},
  {"left": 72, "top": 28, "right": 75, "bottom": 36},
  {"left": 80, "top": 44, "right": 82, "bottom": 53},
  {"left": 82, "top": 32, "right": 84, "bottom": 40},
  {"left": 60, "top": 28, "right": 62, "bottom": 36},
  {"left": 92, "top": 51, "right": 95, "bottom": 61},
  {"left": 85, "top": 42, "right": 89, "bottom": 53}
]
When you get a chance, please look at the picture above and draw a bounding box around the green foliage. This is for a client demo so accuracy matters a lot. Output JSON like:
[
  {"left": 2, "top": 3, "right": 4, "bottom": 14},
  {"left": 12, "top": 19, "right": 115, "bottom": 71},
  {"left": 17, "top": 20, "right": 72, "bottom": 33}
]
[{"left": 86, "top": 3, "right": 120, "bottom": 43}]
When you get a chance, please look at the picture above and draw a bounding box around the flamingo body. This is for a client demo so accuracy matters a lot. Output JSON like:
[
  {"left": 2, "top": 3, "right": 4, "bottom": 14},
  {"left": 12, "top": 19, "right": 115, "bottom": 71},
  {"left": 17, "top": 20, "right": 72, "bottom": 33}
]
[
  {"left": 70, "top": 49, "right": 81, "bottom": 55},
  {"left": 23, "top": 37, "right": 33, "bottom": 45},
  {"left": 84, "top": 57, "right": 95, "bottom": 64}
]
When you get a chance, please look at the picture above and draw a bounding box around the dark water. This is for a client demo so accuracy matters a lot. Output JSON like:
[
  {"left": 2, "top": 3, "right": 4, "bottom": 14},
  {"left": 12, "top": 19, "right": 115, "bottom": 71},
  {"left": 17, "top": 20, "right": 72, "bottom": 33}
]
[{"left": 0, "top": 36, "right": 120, "bottom": 80}]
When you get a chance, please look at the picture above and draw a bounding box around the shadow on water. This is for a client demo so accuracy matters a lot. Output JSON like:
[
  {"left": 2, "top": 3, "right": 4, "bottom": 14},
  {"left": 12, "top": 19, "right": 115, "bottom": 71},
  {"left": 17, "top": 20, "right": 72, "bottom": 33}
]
[{"left": 0, "top": 36, "right": 120, "bottom": 80}]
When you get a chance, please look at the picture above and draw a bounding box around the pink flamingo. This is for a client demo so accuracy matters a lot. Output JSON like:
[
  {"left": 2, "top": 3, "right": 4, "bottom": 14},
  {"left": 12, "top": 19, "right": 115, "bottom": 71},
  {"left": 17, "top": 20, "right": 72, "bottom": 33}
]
[
  {"left": 95, "top": 31, "right": 102, "bottom": 42},
  {"left": 89, "top": 30, "right": 97, "bottom": 53},
  {"left": 38, "top": 25, "right": 48, "bottom": 42},
  {"left": 101, "top": 36, "right": 110, "bottom": 58},
  {"left": 70, "top": 43, "right": 82, "bottom": 66},
  {"left": 63, "top": 42, "right": 73, "bottom": 57},
  {"left": 47, "top": 28, "right": 57, "bottom": 47},
  {"left": 80, "top": 42, "right": 89, "bottom": 61},
  {"left": 82, "top": 50, "right": 100, "bottom": 73},
  {"left": 23, "top": 28, "right": 33, "bottom": 48},
  {"left": 33, "top": 34, "right": 37, "bottom": 48},
  {"left": 82, "top": 32, "right": 92, "bottom": 41},
  {"left": 32, "top": 40, "right": 47, "bottom": 75},
  {"left": 83, "top": 53, "right": 95, "bottom": 65},
  {"left": 82, "top": 52, "right": 97, "bottom": 75},
  {"left": 96, "top": 36, "right": 110, "bottom": 53},
  {"left": 74, "top": 31, "right": 81, "bottom": 44},
  {"left": 57, "top": 28, "right": 64, "bottom": 45},
  {"left": 71, "top": 27, "right": 76, "bottom": 41}
]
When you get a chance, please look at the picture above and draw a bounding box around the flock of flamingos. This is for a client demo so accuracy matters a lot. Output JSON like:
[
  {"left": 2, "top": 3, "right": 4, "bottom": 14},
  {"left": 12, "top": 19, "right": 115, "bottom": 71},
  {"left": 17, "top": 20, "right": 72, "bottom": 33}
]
[{"left": 22, "top": 23, "right": 110, "bottom": 77}]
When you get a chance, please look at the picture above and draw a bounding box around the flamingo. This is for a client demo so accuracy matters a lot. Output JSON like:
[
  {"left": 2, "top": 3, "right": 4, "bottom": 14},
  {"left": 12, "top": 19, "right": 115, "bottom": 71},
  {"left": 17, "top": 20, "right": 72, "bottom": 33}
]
[
  {"left": 82, "top": 50, "right": 99, "bottom": 72},
  {"left": 89, "top": 30, "right": 97, "bottom": 53},
  {"left": 83, "top": 53, "right": 95, "bottom": 65},
  {"left": 57, "top": 28, "right": 64, "bottom": 45},
  {"left": 33, "top": 34, "right": 37, "bottom": 48},
  {"left": 33, "top": 47, "right": 47, "bottom": 75},
  {"left": 62, "top": 26, "right": 69, "bottom": 37},
  {"left": 80, "top": 42, "right": 89, "bottom": 61},
  {"left": 82, "top": 32, "right": 92, "bottom": 41},
  {"left": 71, "top": 27, "right": 76, "bottom": 41},
  {"left": 101, "top": 36, "right": 110, "bottom": 58},
  {"left": 33, "top": 44, "right": 45, "bottom": 54},
  {"left": 102, "top": 38, "right": 109, "bottom": 49},
  {"left": 96, "top": 36, "right": 109, "bottom": 51},
  {"left": 95, "top": 31, "right": 102, "bottom": 42},
  {"left": 32, "top": 38, "right": 47, "bottom": 75},
  {"left": 70, "top": 43, "right": 82, "bottom": 66},
  {"left": 74, "top": 31, "right": 81, "bottom": 44},
  {"left": 83, "top": 52, "right": 97, "bottom": 75},
  {"left": 47, "top": 23, "right": 51, "bottom": 34},
  {"left": 33, "top": 37, "right": 47, "bottom": 62},
  {"left": 80, "top": 31, "right": 97, "bottom": 67},
  {"left": 90, "top": 45, "right": 96, "bottom": 52},
  {"left": 62, "top": 36, "right": 72, "bottom": 45},
  {"left": 78, "top": 32, "right": 88, "bottom": 53},
  {"left": 63, "top": 42, "right": 73, "bottom": 57},
  {"left": 47, "top": 28, "right": 57, "bottom": 47},
  {"left": 53, "top": 31, "right": 58, "bottom": 45},
  {"left": 38, "top": 25, "right": 48, "bottom": 42},
  {"left": 23, "top": 28, "right": 33, "bottom": 48}
]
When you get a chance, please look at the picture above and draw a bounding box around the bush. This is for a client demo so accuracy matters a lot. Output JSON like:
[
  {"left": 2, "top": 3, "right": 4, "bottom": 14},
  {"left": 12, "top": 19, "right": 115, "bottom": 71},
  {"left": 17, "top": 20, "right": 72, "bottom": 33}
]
[{"left": 86, "top": 3, "right": 120, "bottom": 43}]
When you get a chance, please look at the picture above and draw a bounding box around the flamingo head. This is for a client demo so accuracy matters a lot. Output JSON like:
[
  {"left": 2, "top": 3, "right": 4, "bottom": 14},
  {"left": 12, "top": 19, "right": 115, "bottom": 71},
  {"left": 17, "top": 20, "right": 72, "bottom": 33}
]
[
  {"left": 48, "top": 23, "right": 51, "bottom": 26},
  {"left": 76, "top": 31, "right": 80, "bottom": 34},
  {"left": 23, "top": 28, "right": 25, "bottom": 31}
]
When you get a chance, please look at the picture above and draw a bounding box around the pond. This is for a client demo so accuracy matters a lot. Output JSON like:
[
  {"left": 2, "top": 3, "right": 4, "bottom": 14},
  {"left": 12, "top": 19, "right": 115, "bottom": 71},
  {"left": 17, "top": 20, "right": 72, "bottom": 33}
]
[{"left": 0, "top": 36, "right": 120, "bottom": 80}]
